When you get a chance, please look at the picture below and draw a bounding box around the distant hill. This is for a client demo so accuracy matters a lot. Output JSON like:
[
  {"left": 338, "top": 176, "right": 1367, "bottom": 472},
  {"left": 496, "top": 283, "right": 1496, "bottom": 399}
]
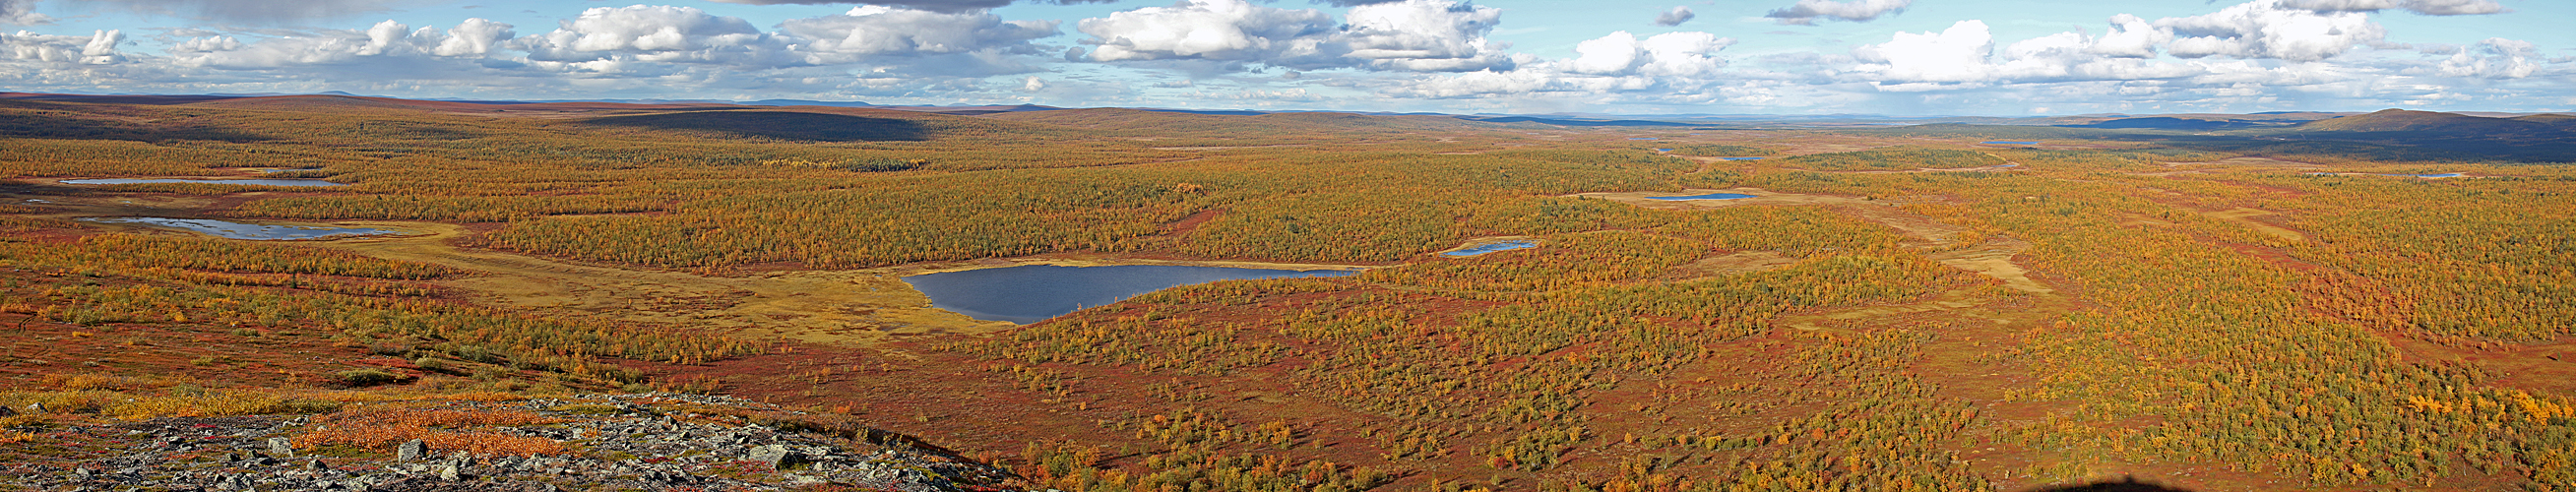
[
  {"left": 2065, "top": 117, "right": 2268, "bottom": 131},
  {"left": 2510, "top": 113, "right": 2576, "bottom": 128},
  {"left": 2293, "top": 108, "right": 2557, "bottom": 134},
  {"left": 984, "top": 107, "right": 1485, "bottom": 136}
]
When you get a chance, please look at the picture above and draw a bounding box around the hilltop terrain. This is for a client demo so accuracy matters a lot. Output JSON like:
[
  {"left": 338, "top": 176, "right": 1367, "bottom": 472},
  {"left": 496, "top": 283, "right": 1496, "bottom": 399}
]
[{"left": 0, "top": 94, "right": 2572, "bottom": 491}]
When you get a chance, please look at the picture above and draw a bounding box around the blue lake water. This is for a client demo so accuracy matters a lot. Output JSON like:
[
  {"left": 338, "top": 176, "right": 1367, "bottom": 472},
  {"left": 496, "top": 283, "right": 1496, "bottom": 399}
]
[
  {"left": 1655, "top": 149, "right": 1673, "bottom": 152},
  {"left": 901, "top": 265, "right": 1358, "bottom": 324},
  {"left": 1443, "top": 240, "right": 1539, "bottom": 257},
  {"left": 1646, "top": 193, "right": 1759, "bottom": 201},
  {"left": 80, "top": 217, "right": 399, "bottom": 240},
  {"left": 1627, "top": 137, "right": 1660, "bottom": 141},
  {"left": 62, "top": 178, "right": 346, "bottom": 187},
  {"left": 1980, "top": 141, "right": 2042, "bottom": 145}
]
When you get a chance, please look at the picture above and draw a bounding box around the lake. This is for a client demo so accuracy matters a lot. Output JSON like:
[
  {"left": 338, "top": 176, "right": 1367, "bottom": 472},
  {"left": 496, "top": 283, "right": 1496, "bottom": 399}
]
[
  {"left": 1443, "top": 240, "right": 1538, "bottom": 257},
  {"left": 1719, "top": 157, "right": 1765, "bottom": 160},
  {"left": 1646, "top": 192, "right": 1758, "bottom": 201},
  {"left": 80, "top": 217, "right": 399, "bottom": 240},
  {"left": 62, "top": 178, "right": 346, "bottom": 187},
  {"left": 901, "top": 265, "right": 1358, "bottom": 324},
  {"left": 1979, "top": 141, "right": 2042, "bottom": 145}
]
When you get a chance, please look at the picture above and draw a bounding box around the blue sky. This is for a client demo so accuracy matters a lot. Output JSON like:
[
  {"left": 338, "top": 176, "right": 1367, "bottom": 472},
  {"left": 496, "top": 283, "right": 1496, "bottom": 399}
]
[{"left": 1, "top": 0, "right": 2567, "bottom": 115}]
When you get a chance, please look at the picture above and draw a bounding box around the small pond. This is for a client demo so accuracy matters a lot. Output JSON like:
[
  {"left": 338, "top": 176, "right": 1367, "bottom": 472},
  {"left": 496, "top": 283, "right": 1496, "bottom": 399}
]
[
  {"left": 81, "top": 217, "right": 399, "bottom": 240},
  {"left": 62, "top": 178, "right": 346, "bottom": 187},
  {"left": 1444, "top": 240, "right": 1539, "bottom": 258},
  {"left": 1627, "top": 137, "right": 1660, "bottom": 141},
  {"left": 902, "top": 265, "right": 1358, "bottom": 324},
  {"left": 1646, "top": 192, "right": 1758, "bottom": 201},
  {"left": 1979, "top": 141, "right": 2042, "bottom": 145}
]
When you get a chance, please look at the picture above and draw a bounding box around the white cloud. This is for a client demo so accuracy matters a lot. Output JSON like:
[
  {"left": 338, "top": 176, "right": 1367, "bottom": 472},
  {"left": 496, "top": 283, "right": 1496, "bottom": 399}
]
[
  {"left": 1, "top": 0, "right": 48, "bottom": 26},
  {"left": 1654, "top": 6, "right": 1694, "bottom": 27},
  {"left": 2438, "top": 37, "right": 2537, "bottom": 78},
  {"left": 1853, "top": 20, "right": 1992, "bottom": 83},
  {"left": 0, "top": 30, "right": 120, "bottom": 65},
  {"left": 512, "top": 5, "right": 798, "bottom": 69},
  {"left": 2157, "top": 0, "right": 2386, "bottom": 62},
  {"left": 1386, "top": 31, "right": 1730, "bottom": 99},
  {"left": 84, "top": 0, "right": 404, "bottom": 25},
  {"left": 1073, "top": 0, "right": 1510, "bottom": 72},
  {"left": 2089, "top": 14, "right": 2169, "bottom": 58},
  {"left": 2280, "top": 0, "right": 2506, "bottom": 16},
  {"left": 432, "top": 18, "right": 515, "bottom": 57},
  {"left": 782, "top": 6, "right": 1056, "bottom": 58},
  {"left": 1076, "top": 0, "right": 1336, "bottom": 64},
  {"left": 1339, "top": 0, "right": 1511, "bottom": 71},
  {"left": 704, "top": 0, "right": 1119, "bottom": 15},
  {"left": 1766, "top": 0, "right": 1913, "bottom": 26}
]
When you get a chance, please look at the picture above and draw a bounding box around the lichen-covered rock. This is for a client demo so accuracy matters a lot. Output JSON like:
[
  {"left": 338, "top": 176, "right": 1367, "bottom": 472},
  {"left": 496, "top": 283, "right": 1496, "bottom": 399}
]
[{"left": 0, "top": 394, "right": 1015, "bottom": 491}]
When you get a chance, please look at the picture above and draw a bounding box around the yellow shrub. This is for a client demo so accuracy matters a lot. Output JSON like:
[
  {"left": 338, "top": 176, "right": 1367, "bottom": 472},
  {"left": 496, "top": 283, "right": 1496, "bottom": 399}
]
[{"left": 101, "top": 392, "right": 343, "bottom": 419}]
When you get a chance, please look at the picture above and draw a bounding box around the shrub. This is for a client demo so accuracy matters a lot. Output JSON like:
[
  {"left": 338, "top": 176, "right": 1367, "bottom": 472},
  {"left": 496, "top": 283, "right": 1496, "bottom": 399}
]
[{"left": 334, "top": 369, "right": 408, "bottom": 387}]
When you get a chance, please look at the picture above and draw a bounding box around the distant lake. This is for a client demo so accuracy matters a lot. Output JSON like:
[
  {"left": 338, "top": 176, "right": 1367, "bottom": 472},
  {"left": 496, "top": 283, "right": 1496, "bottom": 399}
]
[
  {"left": 1443, "top": 240, "right": 1538, "bottom": 257},
  {"left": 1646, "top": 192, "right": 1758, "bottom": 201},
  {"left": 902, "top": 265, "right": 1358, "bottom": 324},
  {"left": 1718, "top": 157, "right": 1765, "bottom": 160},
  {"left": 81, "top": 217, "right": 398, "bottom": 240},
  {"left": 1979, "top": 141, "right": 2041, "bottom": 145},
  {"left": 1628, "top": 137, "right": 1660, "bottom": 141},
  {"left": 63, "top": 178, "right": 346, "bottom": 187}
]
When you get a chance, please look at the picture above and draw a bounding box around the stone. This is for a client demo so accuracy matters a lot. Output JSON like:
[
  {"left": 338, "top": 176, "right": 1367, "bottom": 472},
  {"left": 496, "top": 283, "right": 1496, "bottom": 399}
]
[
  {"left": 748, "top": 444, "right": 804, "bottom": 470},
  {"left": 25, "top": 402, "right": 41, "bottom": 413},
  {"left": 308, "top": 459, "right": 330, "bottom": 471},
  {"left": 436, "top": 465, "right": 462, "bottom": 481},
  {"left": 267, "top": 437, "right": 294, "bottom": 457},
  {"left": 396, "top": 440, "right": 426, "bottom": 461}
]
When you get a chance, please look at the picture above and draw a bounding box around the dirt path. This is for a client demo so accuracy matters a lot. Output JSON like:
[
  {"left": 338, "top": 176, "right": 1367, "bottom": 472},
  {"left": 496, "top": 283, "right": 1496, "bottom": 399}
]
[{"left": 2201, "top": 207, "right": 2307, "bottom": 243}]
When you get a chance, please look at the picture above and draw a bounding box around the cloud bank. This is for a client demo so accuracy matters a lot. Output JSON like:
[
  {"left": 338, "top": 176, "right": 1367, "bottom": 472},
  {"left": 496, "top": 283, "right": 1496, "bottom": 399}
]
[{"left": 0, "top": 0, "right": 2561, "bottom": 114}]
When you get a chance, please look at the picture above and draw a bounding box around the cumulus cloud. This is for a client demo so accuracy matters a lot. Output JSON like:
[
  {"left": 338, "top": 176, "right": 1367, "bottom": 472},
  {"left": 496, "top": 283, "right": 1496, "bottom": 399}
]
[
  {"left": 1075, "top": 0, "right": 1510, "bottom": 72},
  {"left": 1387, "top": 31, "right": 1732, "bottom": 98},
  {"left": 2438, "top": 37, "right": 2537, "bottom": 78},
  {"left": 84, "top": 0, "right": 404, "bottom": 25},
  {"left": 1853, "top": 20, "right": 1992, "bottom": 83},
  {"left": 2280, "top": 0, "right": 2506, "bottom": 16},
  {"left": 1338, "top": 0, "right": 1511, "bottom": 71},
  {"left": 782, "top": 6, "right": 1055, "bottom": 57},
  {"left": 1654, "top": 6, "right": 1694, "bottom": 27},
  {"left": 2, "top": 0, "right": 49, "bottom": 26},
  {"left": 1077, "top": 0, "right": 1337, "bottom": 64},
  {"left": 703, "top": 0, "right": 1116, "bottom": 15},
  {"left": 432, "top": 18, "right": 515, "bottom": 57},
  {"left": 1766, "top": 0, "right": 1912, "bottom": 26},
  {"left": 513, "top": 5, "right": 793, "bottom": 69},
  {"left": 0, "top": 30, "right": 121, "bottom": 64},
  {"left": 2157, "top": 0, "right": 2388, "bottom": 62}
]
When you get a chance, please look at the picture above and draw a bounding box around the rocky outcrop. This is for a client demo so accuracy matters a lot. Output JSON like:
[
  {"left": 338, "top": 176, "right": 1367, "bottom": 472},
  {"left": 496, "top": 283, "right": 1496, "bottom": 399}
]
[{"left": 2, "top": 394, "right": 1013, "bottom": 491}]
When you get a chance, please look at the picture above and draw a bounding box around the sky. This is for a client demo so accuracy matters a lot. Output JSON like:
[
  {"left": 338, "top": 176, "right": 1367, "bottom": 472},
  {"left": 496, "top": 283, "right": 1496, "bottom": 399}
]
[{"left": 0, "top": 0, "right": 2569, "bottom": 115}]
